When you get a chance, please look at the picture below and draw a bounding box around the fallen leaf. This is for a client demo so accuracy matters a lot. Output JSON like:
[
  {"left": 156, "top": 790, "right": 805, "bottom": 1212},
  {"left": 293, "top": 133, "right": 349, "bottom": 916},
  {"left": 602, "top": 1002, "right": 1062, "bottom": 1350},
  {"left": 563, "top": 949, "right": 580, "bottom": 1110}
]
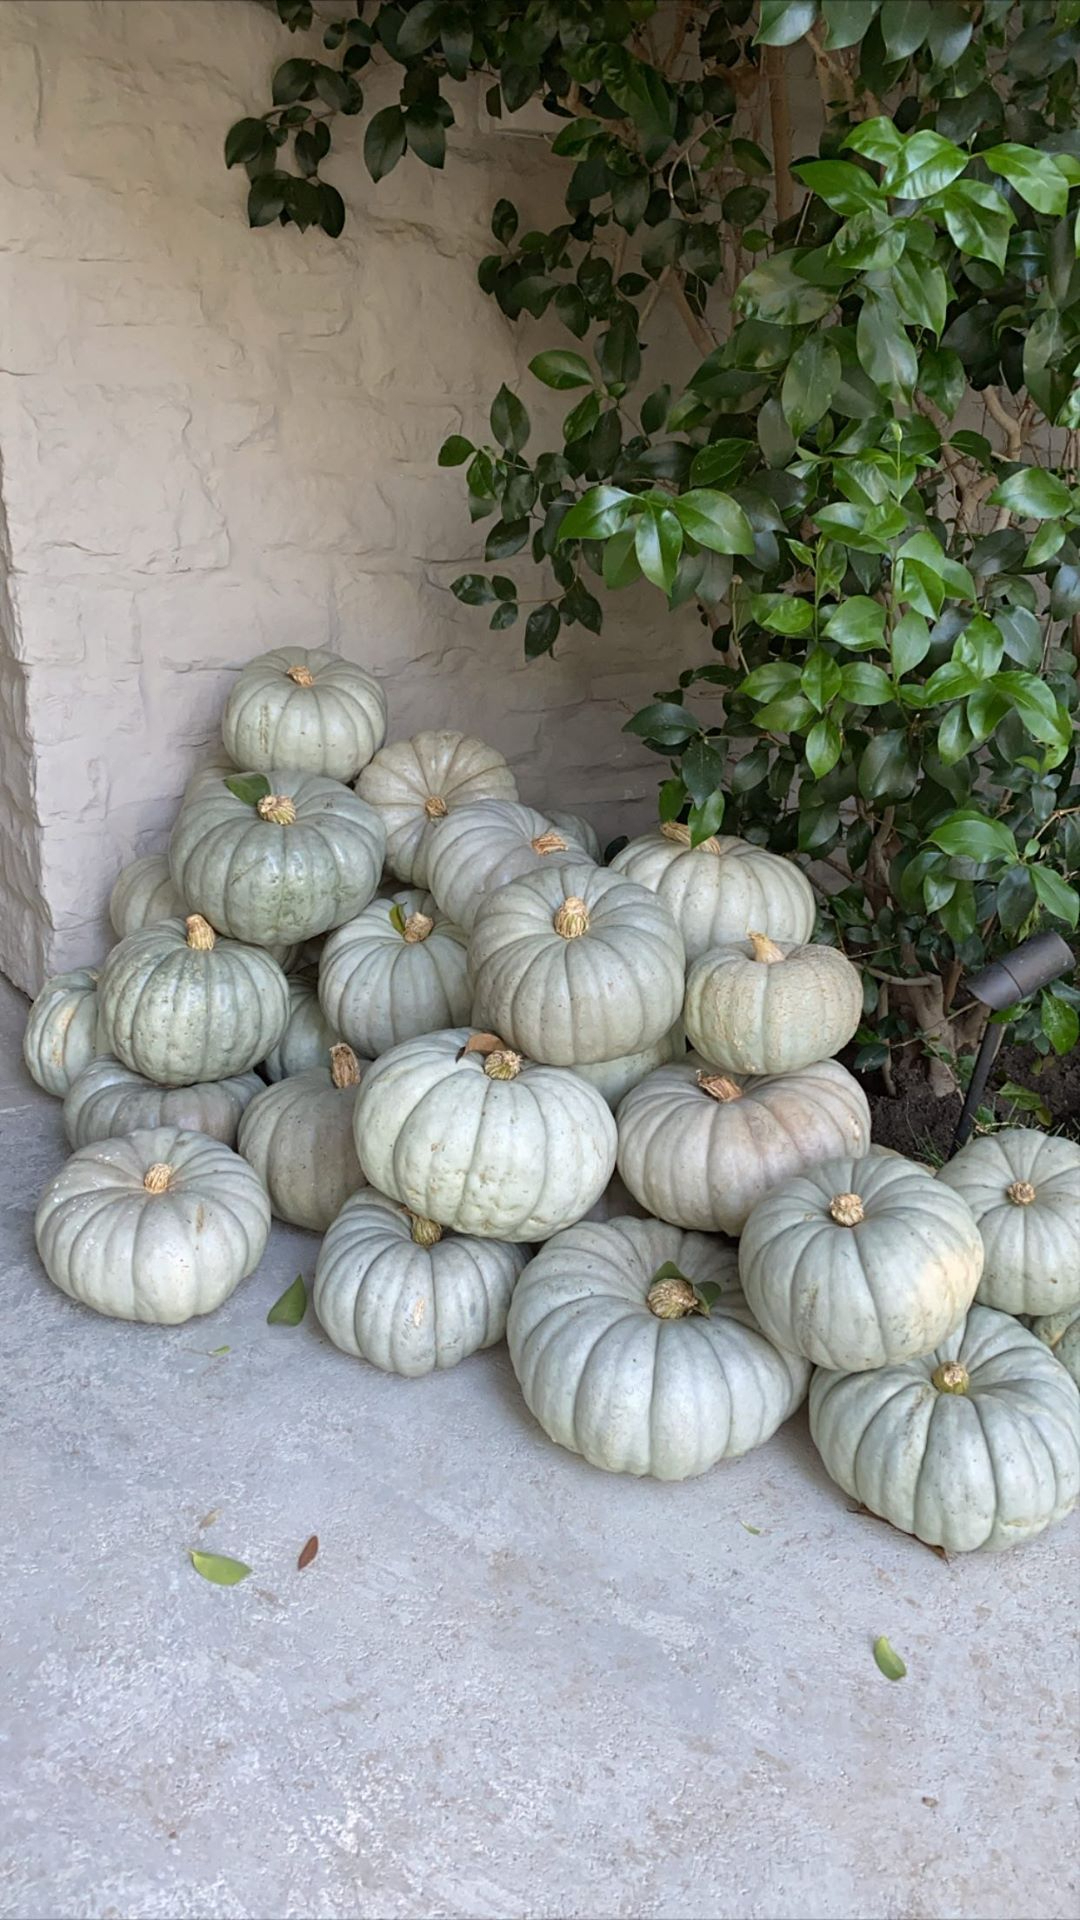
[
  {"left": 922, "top": 1796, "right": 938, "bottom": 1808},
  {"left": 388, "top": 903, "right": 408, "bottom": 934},
  {"left": 739, "top": 1521, "right": 762, "bottom": 1536},
  {"left": 189, "top": 1549, "right": 251, "bottom": 1587},
  {"left": 455, "top": 1031, "right": 505, "bottom": 1060},
  {"left": 197, "top": 1508, "right": 221, "bottom": 1530},
  {"left": 224, "top": 771, "right": 272, "bottom": 808},
  {"left": 267, "top": 1274, "right": 307, "bottom": 1326},
  {"left": 209, "top": 1345, "right": 230, "bottom": 1356},
  {"left": 873, "top": 1635, "right": 907, "bottom": 1681},
  {"left": 297, "top": 1534, "right": 319, "bottom": 1570},
  {"left": 848, "top": 1502, "right": 950, "bottom": 1561}
]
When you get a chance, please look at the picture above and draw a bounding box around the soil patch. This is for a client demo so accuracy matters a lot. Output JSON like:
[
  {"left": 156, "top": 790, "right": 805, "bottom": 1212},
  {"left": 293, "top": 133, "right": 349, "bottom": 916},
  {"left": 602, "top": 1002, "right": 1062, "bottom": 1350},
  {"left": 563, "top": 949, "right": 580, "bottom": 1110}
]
[{"left": 850, "top": 1042, "right": 1080, "bottom": 1163}]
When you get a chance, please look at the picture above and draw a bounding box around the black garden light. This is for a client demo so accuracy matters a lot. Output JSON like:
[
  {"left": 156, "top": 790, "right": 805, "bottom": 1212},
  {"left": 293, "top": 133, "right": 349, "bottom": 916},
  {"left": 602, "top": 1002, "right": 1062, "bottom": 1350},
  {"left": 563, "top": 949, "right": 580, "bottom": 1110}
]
[{"left": 951, "top": 932, "right": 1076, "bottom": 1154}]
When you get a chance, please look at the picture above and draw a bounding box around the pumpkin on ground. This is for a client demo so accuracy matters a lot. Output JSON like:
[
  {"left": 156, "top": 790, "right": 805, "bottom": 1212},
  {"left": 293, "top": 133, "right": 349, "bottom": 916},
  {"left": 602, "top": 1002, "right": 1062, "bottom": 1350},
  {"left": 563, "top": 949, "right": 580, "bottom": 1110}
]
[
  {"left": 507, "top": 1218, "right": 810, "bottom": 1480},
  {"left": 64, "top": 1058, "right": 262, "bottom": 1150},
  {"left": 34, "top": 1127, "right": 271, "bottom": 1324},
  {"left": 318, "top": 890, "right": 470, "bottom": 1059},
  {"left": 569, "top": 1025, "right": 685, "bottom": 1110},
  {"left": 261, "top": 973, "right": 340, "bottom": 1082},
  {"left": 546, "top": 808, "right": 602, "bottom": 863},
  {"left": 810, "top": 1305, "right": 1080, "bottom": 1552},
  {"left": 109, "top": 855, "right": 184, "bottom": 938},
  {"left": 425, "top": 800, "right": 594, "bottom": 931},
  {"left": 1032, "top": 1306, "right": 1080, "bottom": 1389},
  {"left": 98, "top": 915, "right": 289, "bottom": 1088},
  {"left": 352, "top": 1028, "right": 616, "bottom": 1241},
  {"left": 469, "top": 863, "right": 685, "bottom": 1066},
  {"left": 937, "top": 1128, "right": 1080, "bottom": 1317},
  {"left": 356, "top": 730, "right": 517, "bottom": 887},
  {"left": 221, "top": 644, "right": 386, "bottom": 782},
  {"left": 169, "top": 769, "right": 385, "bottom": 945},
  {"left": 616, "top": 1058, "right": 870, "bottom": 1236},
  {"left": 738, "top": 1152, "right": 984, "bottom": 1371},
  {"left": 237, "top": 1044, "right": 368, "bottom": 1232},
  {"left": 609, "top": 822, "right": 815, "bottom": 962},
  {"left": 24, "top": 967, "right": 105, "bottom": 1097},
  {"left": 684, "top": 933, "right": 863, "bottom": 1074},
  {"left": 314, "top": 1191, "right": 528, "bottom": 1376}
]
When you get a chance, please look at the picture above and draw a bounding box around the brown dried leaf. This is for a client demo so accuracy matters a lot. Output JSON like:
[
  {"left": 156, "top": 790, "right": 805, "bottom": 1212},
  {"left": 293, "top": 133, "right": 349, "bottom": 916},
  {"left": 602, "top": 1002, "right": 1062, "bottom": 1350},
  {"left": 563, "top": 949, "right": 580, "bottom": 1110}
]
[
  {"left": 297, "top": 1534, "right": 319, "bottom": 1570},
  {"left": 847, "top": 1502, "right": 950, "bottom": 1562},
  {"left": 455, "top": 1031, "right": 505, "bottom": 1061}
]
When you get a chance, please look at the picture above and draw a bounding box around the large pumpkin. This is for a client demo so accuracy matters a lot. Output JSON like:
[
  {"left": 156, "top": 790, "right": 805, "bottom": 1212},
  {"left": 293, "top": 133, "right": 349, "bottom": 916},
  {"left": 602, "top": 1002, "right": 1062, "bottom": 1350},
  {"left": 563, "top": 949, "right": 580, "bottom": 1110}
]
[
  {"left": 318, "top": 890, "right": 470, "bottom": 1059},
  {"left": 24, "top": 967, "right": 105, "bottom": 1097},
  {"left": 469, "top": 863, "right": 685, "bottom": 1066},
  {"left": 616, "top": 1059, "right": 870, "bottom": 1235},
  {"left": 425, "top": 800, "right": 594, "bottom": 932},
  {"left": 507, "top": 1218, "right": 810, "bottom": 1480},
  {"left": 352, "top": 1029, "right": 616, "bottom": 1240},
  {"left": 221, "top": 644, "right": 386, "bottom": 782},
  {"left": 109, "top": 855, "right": 184, "bottom": 938},
  {"left": 810, "top": 1305, "right": 1080, "bottom": 1552},
  {"left": 169, "top": 769, "right": 385, "bottom": 945},
  {"left": 98, "top": 915, "right": 289, "bottom": 1088},
  {"left": 261, "top": 973, "right": 340, "bottom": 1082},
  {"left": 938, "top": 1129, "right": 1080, "bottom": 1317},
  {"left": 237, "top": 1044, "right": 368, "bottom": 1232},
  {"left": 570, "top": 1025, "right": 685, "bottom": 1110},
  {"left": 610, "top": 822, "right": 815, "bottom": 961},
  {"left": 356, "top": 731, "right": 517, "bottom": 886},
  {"left": 684, "top": 933, "right": 863, "bottom": 1074},
  {"left": 546, "top": 808, "right": 602, "bottom": 863},
  {"left": 739, "top": 1152, "right": 983, "bottom": 1370},
  {"left": 35, "top": 1127, "right": 271, "bottom": 1324},
  {"left": 64, "top": 1057, "right": 262, "bottom": 1150},
  {"left": 1032, "top": 1306, "right": 1080, "bottom": 1389},
  {"left": 314, "top": 1191, "right": 528, "bottom": 1375}
]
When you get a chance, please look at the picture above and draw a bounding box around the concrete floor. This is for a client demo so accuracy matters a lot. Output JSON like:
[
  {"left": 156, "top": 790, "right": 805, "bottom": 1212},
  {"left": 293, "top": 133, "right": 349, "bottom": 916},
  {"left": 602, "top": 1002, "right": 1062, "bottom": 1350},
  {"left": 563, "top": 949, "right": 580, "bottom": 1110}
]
[{"left": 1, "top": 975, "right": 1076, "bottom": 1920}]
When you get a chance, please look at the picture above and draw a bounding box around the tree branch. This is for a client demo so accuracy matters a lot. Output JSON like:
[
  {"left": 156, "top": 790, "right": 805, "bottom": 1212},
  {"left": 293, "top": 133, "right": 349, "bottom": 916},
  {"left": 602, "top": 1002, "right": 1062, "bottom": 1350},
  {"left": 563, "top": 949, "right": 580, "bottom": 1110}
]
[{"left": 764, "top": 48, "right": 794, "bottom": 226}]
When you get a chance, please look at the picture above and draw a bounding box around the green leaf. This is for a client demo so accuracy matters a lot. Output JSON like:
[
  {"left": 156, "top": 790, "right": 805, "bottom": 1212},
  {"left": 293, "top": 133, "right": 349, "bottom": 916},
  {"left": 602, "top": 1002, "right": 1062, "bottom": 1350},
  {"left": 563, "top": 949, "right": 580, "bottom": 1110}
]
[
  {"left": 954, "top": 614, "right": 1004, "bottom": 681},
  {"left": 755, "top": 0, "right": 819, "bottom": 45},
  {"left": 781, "top": 336, "right": 841, "bottom": 436},
  {"left": 489, "top": 602, "right": 518, "bottom": 631},
  {"left": 671, "top": 490, "right": 755, "bottom": 557},
  {"left": 225, "top": 118, "right": 270, "bottom": 168},
  {"left": 688, "top": 791, "right": 726, "bottom": 844},
  {"left": 840, "top": 661, "right": 893, "bottom": 704},
  {"left": 937, "top": 181, "right": 1013, "bottom": 273},
  {"left": 484, "top": 518, "right": 529, "bottom": 561},
  {"left": 793, "top": 160, "right": 883, "bottom": 216},
  {"left": 396, "top": 0, "right": 443, "bottom": 55},
  {"left": 890, "top": 254, "right": 947, "bottom": 339},
  {"left": 858, "top": 731, "right": 918, "bottom": 801},
  {"left": 524, "top": 604, "right": 560, "bottom": 659},
  {"left": 843, "top": 117, "right": 903, "bottom": 167},
  {"left": 918, "top": 347, "right": 965, "bottom": 418},
  {"left": 268, "top": 1273, "right": 308, "bottom": 1325},
  {"left": 881, "top": 131, "right": 967, "bottom": 200},
  {"left": 739, "top": 1519, "right": 764, "bottom": 1535},
  {"left": 987, "top": 469, "right": 1072, "bottom": 521},
  {"left": 689, "top": 441, "right": 749, "bottom": 488},
  {"left": 1030, "top": 866, "right": 1079, "bottom": 930},
  {"left": 856, "top": 291, "right": 917, "bottom": 400},
  {"left": 920, "top": 662, "right": 978, "bottom": 704},
  {"left": 753, "top": 692, "right": 817, "bottom": 732},
  {"left": 450, "top": 574, "right": 496, "bottom": 606},
  {"left": 751, "top": 593, "right": 815, "bottom": 636},
  {"left": 490, "top": 384, "right": 529, "bottom": 454},
  {"left": 272, "top": 57, "right": 316, "bottom": 105},
  {"left": 982, "top": 144, "right": 1070, "bottom": 218},
  {"left": 1041, "top": 989, "right": 1080, "bottom": 1051},
  {"left": 928, "top": 812, "right": 1018, "bottom": 864},
  {"left": 563, "top": 392, "right": 600, "bottom": 443},
  {"left": 225, "top": 772, "right": 272, "bottom": 807},
  {"left": 596, "top": 313, "right": 641, "bottom": 392},
  {"left": 624, "top": 701, "right": 696, "bottom": 746},
  {"left": 740, "top": 662, "right": 801, "bottom": 702},
  {"left": 892, "top": 611, "right": 931, "bottom": 675},
  {"left": 247, "top": 175, "right": 287, "bottom": 227},
  {"left": 602, "top": 528, "right": 641, "bottom": 589},
  {"left": 491, "top": 197, "right": 518, "bottom": 245},
  {"left": 389, "top": 903, "right": 408, "bottom": 935},
  {"left": 802, "top": 648, "right": 843, "bottom": 711},
  {"left": 822, "top": 0, "right": 879, "bottom": 47},
  {"left": 824, "top": 598, "right": 886, "bottom": 651},
  {"left": 551, "top": 117, "right": 602, "bottom": 156},
  {"left": 189, "top": 1550, "right": 252, "bottom": 1588},
  {"left": 364, "top": 105, "right": 406, "bottom": 181},
  {"left": 735, "top": 255, "right": 834, "bottom": 327},
  {"left": 873, "top": 1635, "right": 907, "bottom": 1682},
  {"left": 528, "top": 350, "right": 592, "bottom": 391},
  {"left": 557, "top": 487, "right": 633, "bottom": 542},
  {"left": 805, "top": 715, "right": 843, "bottom": 777},
  {"left": 1025, "top": 521, "right": 1066, "bottom": 568},
  {"left": 635, "top": 508, "right": 683, "bottom": 593},
  {"left": 438, "top": 435, "right": 473, "bottom": 468}
]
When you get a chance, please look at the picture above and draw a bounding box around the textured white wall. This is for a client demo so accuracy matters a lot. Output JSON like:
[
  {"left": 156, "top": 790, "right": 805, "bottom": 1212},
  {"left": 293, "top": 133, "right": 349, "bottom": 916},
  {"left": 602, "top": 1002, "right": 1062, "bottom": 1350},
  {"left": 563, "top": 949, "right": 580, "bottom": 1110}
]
[{"left": 0, "top": 0, "right": 702, "bottom": 994}]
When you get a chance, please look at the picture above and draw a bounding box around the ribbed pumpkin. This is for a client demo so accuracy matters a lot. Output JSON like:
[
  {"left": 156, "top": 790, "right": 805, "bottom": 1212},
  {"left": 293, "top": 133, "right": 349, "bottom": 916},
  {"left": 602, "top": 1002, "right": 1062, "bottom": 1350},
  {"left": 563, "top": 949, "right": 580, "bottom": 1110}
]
[
  {"left": 318, "top": 891, "right": 470, "bottom": 1059},
  {"left": 260, "top": 973, "right": 340, "bottom": 1082},
  {"left": 35, "top": 1127, "right": 271, "bottom": 1324},
  {"left": 64, "top": 1058, "right": 262, "bottom": 1150},
  {"left": 469, "top": 863, "right": 685, "bottom": 1066},
  {"left": 352, "top": 1028, "right": 616, "bottom": 1241},
  {"left": 570, "top": 1025, "right": 685, "bottom": 1110},
  {"left": 314, "top": 1191, "right": 528, "bottom": 1375},
  {"left": 684, "top": 933, "right": 863, "bottom": 1074},
  {"left": 356, "top": 730, "right": 517, "bottom": 886},
  {"left": 237, "top": 1044, "right": 368, "bottom": 1232},
  {"left": 610, "top": 823, "right": 815, "bottom": 961},
  {"left": 546, "top": 808, "right": 602, "bottom": 863},
  {"left": 98, "top": 915, "right": 289, "bottom": 1088},
  {"left": 24, "top": 967, "right": 105, "bottom": 1097},
  {"left": 507, "top": 1219, "right": 810, "bottom": 1480},
  {"left": 221, "top": 645, "right": 386, "bottom": 782},
  {"left": 425, "top": 800, "right": 594, "bottom": 932},
  {"left": 938, "top": 1129, "right": 1080, "bottom": 1317},
  {"left": 739, "top": 1153, "right": 984, "bottom": 1371},
  {"left": 169, "top": 770, "right": 385, "bottom": 945},
  {"left": 109, "top": 855, "right": 184, "bottom": 938},
  {"left": 1032, "top": 1306, "right": 1080, "bottom": 1389},
  {"left": 616, "top": 1059, "right": 870, "bottom": 1235},
  {"left": 810, "top": 1306, "right": 1080, "bottom": 1552}
]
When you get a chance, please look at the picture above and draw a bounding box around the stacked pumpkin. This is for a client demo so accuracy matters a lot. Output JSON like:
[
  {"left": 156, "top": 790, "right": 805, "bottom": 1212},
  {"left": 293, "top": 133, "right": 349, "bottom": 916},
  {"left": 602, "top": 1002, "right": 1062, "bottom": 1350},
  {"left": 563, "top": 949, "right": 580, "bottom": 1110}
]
[{"left": 22, "top": 645, "right": 1080, "bottom": 1554}]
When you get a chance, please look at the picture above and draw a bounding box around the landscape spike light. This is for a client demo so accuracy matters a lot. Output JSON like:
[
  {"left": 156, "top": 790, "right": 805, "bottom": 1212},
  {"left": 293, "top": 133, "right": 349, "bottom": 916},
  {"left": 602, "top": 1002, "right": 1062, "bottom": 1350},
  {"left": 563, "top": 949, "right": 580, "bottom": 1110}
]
[{"left": 950, "top": 932, "right": 1075, "bottom": 1155}]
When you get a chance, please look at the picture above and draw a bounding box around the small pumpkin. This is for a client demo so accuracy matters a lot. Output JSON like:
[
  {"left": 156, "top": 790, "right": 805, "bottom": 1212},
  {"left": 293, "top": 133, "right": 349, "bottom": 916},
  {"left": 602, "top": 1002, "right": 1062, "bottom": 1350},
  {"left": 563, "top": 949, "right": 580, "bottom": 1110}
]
[
  {"left": 610, "top": 822, "right": 815, "bottom": 962},
  {"left": 64, "top": 1057, "right": 262, "bottom": 1150},
  {"left": 684, "top": 932, "right": 862, "bottom": 1074},
  {"left": 169, "top": 769, "right": 385, "bottom": 945},
  {"left": 261, "top": 973, "right": 340, "bottom": 1082},
  {"left": 24, "top": 967, "right": 105, "bottom": 1097},
  {"left": 34, "top": 1127, "right": 271, "bottom": 1324},
  {"left": 616, "top": 1059, "right": 870, "bottom": 1236},
  {"left": 314, "top": 1191, "right": 528, "bottom": 1375},
  {"left": 109, "top": 855, "right": 184, "bottom": 938},
  {"left": 425, "top": 800, "right": 594, "bottom": 931},
  {"left": 937, "top": 1128, "right": 1080, "bottom": 1317},
  {"left": 739, "top": 1153, "right": 984, "bottom": 1370},
  {"left": 546, "top": 808, "right": 602, "bottom": 863},
  {"left": 221, "top": 644, "right": 386, "bottom": 782},
  {"left": 570, "top": 1025, "right": 685, "bottom": 1110},
  {"left": 1031, "top": 1306, "right": 1080, "bottom": 1389},
  {"left": 469, "top": 863, "right": 685, "bottom": 1065},
  {"left": 356, "top": 730, "right": 517, "bottom": 886},
  {"left": 352, "top": 1028, "right": 616, "bottom": 1241},
  {"left": 507, "top": 1218, "right": 810, "bottom": 1480},
  {"left": 318, "top": 890, "right": 470, "bottom": 1059},
  {"left": 98, "top": 915, "right": 289, "bottom": 1088},
  {"left": 810, "top": 1305, "right": 1080, "bottom": 1552},
  {"left": 237, "top": 1044, "right": 369, "bottom": 1232}
]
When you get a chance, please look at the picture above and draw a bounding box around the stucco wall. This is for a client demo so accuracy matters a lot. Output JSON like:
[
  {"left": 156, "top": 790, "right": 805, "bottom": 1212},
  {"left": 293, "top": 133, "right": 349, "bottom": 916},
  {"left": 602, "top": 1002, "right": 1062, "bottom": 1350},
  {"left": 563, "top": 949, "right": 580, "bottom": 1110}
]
[{"left": 0, "top": 0, "right": 701, "bottom": 994}]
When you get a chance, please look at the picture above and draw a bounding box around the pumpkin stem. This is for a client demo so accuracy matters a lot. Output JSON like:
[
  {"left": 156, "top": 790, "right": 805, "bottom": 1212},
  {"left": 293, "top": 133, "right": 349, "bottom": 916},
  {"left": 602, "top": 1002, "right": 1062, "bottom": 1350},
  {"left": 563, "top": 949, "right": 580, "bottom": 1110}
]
[
  {"left": 647, "top": 1275, "right": 698, "bottom": 1319},
  {"left": 1006, "top": 1179, "right": 1037, "bottom": 1207},
  {"left": 286, "top": 664, "right": 315, "bottom": 687},
  {"left": 554, "top": 896, "right": 590, "bottom": 939},
  {"left": 409, "top": 1213, "right": 443, "bottom": 1247},
  {"left": 143, "top": 1162, "right": 173, "bottom": 1194},
  {"left": 659, "top": 820, "right": 724, "bottom": 855},
  {"left": 748, "top": 931, "right": 785, "bottom": 965},
  {"left": 330, "top": 1044, "right": 361, "bottom": 1089},
  {"left": 402, "top": 911, "right": 434, "bottom": 944},
  {"left": 932, "top": 1361, "right": 970, "bottom": 1395},
  {"left": 531, "top": 830, "right": 569, "bottom": 856},
  {"left": 483, "top": 1048, "right": 523, "bottom": 1081},
  {"left": 257, "top": 793, "right": 298, "bottom": 826},
  {"left": 424, "top": 794, "right": 449, "bottom": 819},
  {"left": 697, "top": 1071, "right": 743, "bottom": 1103},
  {"left": 185, "top": 914, "right": 216, "bottom": 951},
  {"left": 829, "top": 1191, "right": 865, "bottom": 1227}
]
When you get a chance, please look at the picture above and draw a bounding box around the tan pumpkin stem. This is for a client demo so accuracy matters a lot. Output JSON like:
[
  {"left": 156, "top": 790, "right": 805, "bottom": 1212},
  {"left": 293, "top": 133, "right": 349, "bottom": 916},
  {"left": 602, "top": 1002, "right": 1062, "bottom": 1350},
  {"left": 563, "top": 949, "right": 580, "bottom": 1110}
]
[
  {"left": 409, "top": 1213, "right": 443, "bottom": 1247},
  {"left": 748, "top": 931, "right": 785, "bottom": 965},
  {"left": 257, "top": 793, "right": 298, "bottom": 826},
  {"left": 402, "top": 912, "right": 434, "bottom": 944},
  {"left": 143, "top": 1163, "right": 173, "bottom": 1194},
  {"left": 660, "top": 820, "right": 724, "bottom": 855},
  {"left": 531, "top": 831, "right": 569, "bottom": 856},
  {"left": 697, "top": 1071, "right": 743, "bottom": 1103},
  {"left": 932, "top": 1361, "right": 970, "bottom": 1395},
  {"left": 185, "top": 914, "right": 216, "bottom": 951},
  {"left": 330, "top": 1044, "right": 361, "bottom": 1089},
  {"left": 829, "top": 1192, "right": 865, "bottom": 1227},
  {"left": 1006, "top": 1179, "right": 1037, "bottom": 1206},
  {"left": 554, "top": 896, "right": 590, "bottom": 939},
  {"left": 483, "top": 1048, "right": 523, "bottom": 1081},
  {"left": 647, "top": 1276, "right": 698, "bottom": 1319},
  {"left": 424, "top": 794, "right": 449, "bottom": 819},
  {"left": 286, "top": 664, "right": 315, "bottom": 687}
]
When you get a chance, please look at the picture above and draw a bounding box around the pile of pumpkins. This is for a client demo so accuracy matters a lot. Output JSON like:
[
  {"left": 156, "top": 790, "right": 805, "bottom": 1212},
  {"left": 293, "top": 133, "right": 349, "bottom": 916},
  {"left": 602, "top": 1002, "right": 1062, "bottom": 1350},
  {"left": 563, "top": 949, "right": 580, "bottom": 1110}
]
[{"left": 24, "top": 646, "right": 1080, "bottom": 1557}]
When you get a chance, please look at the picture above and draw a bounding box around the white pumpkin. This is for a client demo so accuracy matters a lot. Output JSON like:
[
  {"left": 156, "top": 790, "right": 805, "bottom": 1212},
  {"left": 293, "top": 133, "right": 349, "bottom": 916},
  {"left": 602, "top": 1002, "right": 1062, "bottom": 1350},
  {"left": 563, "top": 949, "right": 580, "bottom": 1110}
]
[
  {"left": 64, "top": 1058, "right": 262, "bottom": 1150},
  {"left": 937, "top": 1129, "right": 1080, "bottom": 1317},
  {"left": 581, "top": 1171, "right": 648, "bottom": 1223},
  {"left": 109, "top": 855, "right": 184, "bottom": 938},
  {"left": 738, "top": 1152, "right": 984, "bottom": 1370},
  {"left": 24, "top": 967, "right": 105, "bottom": 1097},
  {"left": 314, "top": 1191, "right": 528, "bottom": 1375},
  {"left": 221, "top": 644, "right": 386, "bottom": 781},
  {"left": 570, "top": 1025, "right": 685, "bottom": 1109},
  {"left": 318, "top": 890, "right": 470, "bottom": 1059},
  {"left": 237, "top": 1044, "right": 368, "bottom": 1231},
  {"left": 34, "top": 1127, "right": 271, "bottom": 1324},
  {"left": 356, "top": 730, "right": 517, "bottom": 886},
  {"left": 810, "top": 1305, "right": 1080, "bottom": 1552},
  {"left": 1032, "top": 1306, "right": 1080, "bottom": 1388},
  {"left": 507, "top": 1217, "right": 810, "bottom": 1480},
  {"left": 546, "top": 808, "right": 602, "bottom": 863},
  {"left": 469, "top": 863, "right": 685, "bottom": 1066},
  {"left": 426, "top": 800, "right": 594, "bottom": 931},
  {"left": 684, "top": 933, "right": 863, "bottom": 1074},
  {"left": 261, "top": 973, "right": 340, "bottom": 1081},
  {"left": 352, "top": 1028, "right": 617, "bottom": 1240},
  {"left": 610, "top": 822, "right": 815, "bottom": 961},
  {"left": 98, "top": 915, "right": 290, "bottom": 1088},
  {"left": 616, "top": 1058, "right": 871, "bottom": 1235}
]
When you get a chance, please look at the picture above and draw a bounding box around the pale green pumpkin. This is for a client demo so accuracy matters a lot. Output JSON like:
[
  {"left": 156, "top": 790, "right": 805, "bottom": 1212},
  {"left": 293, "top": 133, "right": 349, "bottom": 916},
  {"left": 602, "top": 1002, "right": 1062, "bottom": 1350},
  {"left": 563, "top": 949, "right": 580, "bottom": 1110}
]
[
  {"left": 24, "top": 967, "right": 106, "bottom": 1097},
  {"left": 318, "top": 891, "right": 470, "bottom": 1058},
  {"left": 260, "top": 974, "right": 340, "bottom": 1082},
  {"left": 64, "top": 1057, "right": 263, "bottom": 1150},
  {"left": 938, "top": 1129, "right": 1080, "bottom": 1317},
  {"left": 221, "top": 645, "right": 386, "bottom": 782},
  {"left": 1031, "top": 1306, "right": 1080, "bottom": 1389},
  {"left": 109, "top": 855, "right": 184, "bottom": 938},
  {"left": 609, "top": 822, "right": 815, "bottom": 962},
  {"left": 425, "top": 800, "right": 594, "bottom": 932},
  {"left": 684, "top": 933, "right": 863, "bottom": 1074},
  {"left": 569, "top": 1025, "right": 685, "bottom": 1109},
  {"left": 356, "top": 731, "right": 517, "bottom": 886},
  {"left": 237, "top": 1044, "right": 367, "bottom": 1231},
  {"left": 546, "top": 808, "right": 602, "bottom": 863},
  {"left": 98, "top": 915, "right": 289, "bottom": 1088}
]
